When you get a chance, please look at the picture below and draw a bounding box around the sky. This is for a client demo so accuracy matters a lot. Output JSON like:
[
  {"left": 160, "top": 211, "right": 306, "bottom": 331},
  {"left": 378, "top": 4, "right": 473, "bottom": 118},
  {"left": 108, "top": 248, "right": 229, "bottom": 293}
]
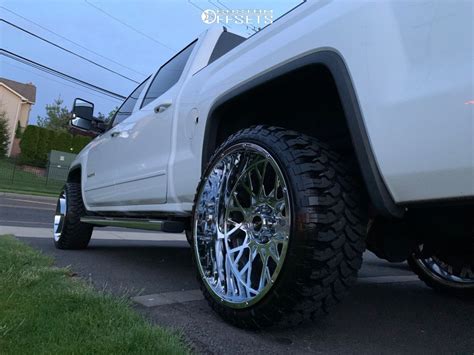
[{"left": 1, "top": 0, "right": 301, "bottom": 124}]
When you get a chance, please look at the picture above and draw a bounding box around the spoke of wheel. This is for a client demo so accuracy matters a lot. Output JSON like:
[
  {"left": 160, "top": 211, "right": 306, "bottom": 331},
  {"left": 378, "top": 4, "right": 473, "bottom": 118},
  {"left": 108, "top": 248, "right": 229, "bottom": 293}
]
[
  {"left": 242, "top": 171, "right": 256, "bottom": 202},
  {"left": 246, "top": 248, "right": 258, "bottom": 292},
  {"left": 227, "top": 218, "right": 239, "bottom": 226},
  {"left": 229, "top": 194, "right": 247, "bottom": 216},
  {"left": 273, "top": 176, "right": 280, "bottom": 199},
  {"left": 267, "top": 175, "right": 281, "bottom": 200},
  {"left": 233, "top": 235, "right": 250, "bottom": 265},
  {"left": 225, "top": 256, "right": 235, "bottom": 297},
  {"left": 226, "top": 222, "right": 243, "bottom": 236},
  {"left": 226, "top": 246, "right": 257, "bottom": 297},
  {"left": 268, "top": 241, "right": 280, "bottom": 262},
  {"left": 227, "top": 243, "right": 247, "bottom": 254},
  {"left": 258, "top": 249, "right": 270, "bottom": 290},
  {"left": 257, "top": 160, "right": 268, "bottom": 198},
  {"left": 215, "top": 239, "right": 225, "bottom": 289}
]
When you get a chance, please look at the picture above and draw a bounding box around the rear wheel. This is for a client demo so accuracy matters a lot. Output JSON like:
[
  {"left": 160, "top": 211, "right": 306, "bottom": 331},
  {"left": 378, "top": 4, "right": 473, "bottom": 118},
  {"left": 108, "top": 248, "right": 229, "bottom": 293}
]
[
  {"left": 53, "top": 182, "right": 93, "bottom": 249},
  {"left": 192, "top": 126, "right": 367, "bottom": 328},
  {"left": 408, "top": 238, "right": 474, "bottom": 295}
]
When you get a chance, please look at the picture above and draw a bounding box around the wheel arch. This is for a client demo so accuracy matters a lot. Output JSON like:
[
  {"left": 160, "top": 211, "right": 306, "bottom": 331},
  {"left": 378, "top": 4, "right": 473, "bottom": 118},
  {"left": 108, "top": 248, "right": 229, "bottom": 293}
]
[
  {"left": 67, "top": 165, "right": 82, "bottom": 184},
  {"left": 202, "top": 50, "right": 403, "bottom": 218}
]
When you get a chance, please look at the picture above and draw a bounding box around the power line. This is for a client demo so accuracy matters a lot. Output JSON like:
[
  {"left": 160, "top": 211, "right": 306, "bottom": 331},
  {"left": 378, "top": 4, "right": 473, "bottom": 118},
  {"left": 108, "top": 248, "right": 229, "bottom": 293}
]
[
  {"left": 208, "top": 0, "right": 234, "bottom": 29},
  {"left": 3, "top": 60, "right": 120, "bottom": 104},
  {"left": 1, "top": 19, "right": 140, "bottom": 84},
  {"left": 216, "top": 0, "right": 232, "bottom": 11},
  {"left": 188, "top": 0, "right": 205, "bottom": 13},
  {"left": 0, "top": 5, "right": 147, "bottom": 77},
  {"left": 1, "top": 49, "right": 126, "bottom": 100},
  {"left": 83, "top": 0, "right": 176, "bottom": 53}
]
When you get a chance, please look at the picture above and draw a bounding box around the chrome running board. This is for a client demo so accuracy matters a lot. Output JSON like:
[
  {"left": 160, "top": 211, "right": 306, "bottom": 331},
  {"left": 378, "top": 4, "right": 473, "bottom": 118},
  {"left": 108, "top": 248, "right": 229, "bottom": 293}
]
[{"left": 80, "top": 216, "right": 185, "bottom": 233}]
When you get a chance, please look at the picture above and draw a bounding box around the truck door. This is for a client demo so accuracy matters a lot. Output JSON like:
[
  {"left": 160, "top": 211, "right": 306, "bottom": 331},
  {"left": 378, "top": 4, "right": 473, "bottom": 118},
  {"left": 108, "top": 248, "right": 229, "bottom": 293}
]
[
  {"left": 83, "top": 78, "right": 149, "bottom": 207},
  {"left": 108, "top": 41, "right": 197, "bottom": 207}
]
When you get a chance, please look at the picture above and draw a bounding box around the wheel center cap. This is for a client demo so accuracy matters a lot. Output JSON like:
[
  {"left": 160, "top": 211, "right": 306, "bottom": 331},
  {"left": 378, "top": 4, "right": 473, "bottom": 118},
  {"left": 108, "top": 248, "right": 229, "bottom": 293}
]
[{"left": 251, "top": 204, "right": 276, "bottom": 243}]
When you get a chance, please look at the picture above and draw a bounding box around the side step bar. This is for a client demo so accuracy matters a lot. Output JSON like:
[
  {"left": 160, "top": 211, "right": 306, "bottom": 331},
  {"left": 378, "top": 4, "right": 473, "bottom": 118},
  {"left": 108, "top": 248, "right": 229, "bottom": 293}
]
[{"left": 80, "top": 216, "right": 185, "bottom": 233}]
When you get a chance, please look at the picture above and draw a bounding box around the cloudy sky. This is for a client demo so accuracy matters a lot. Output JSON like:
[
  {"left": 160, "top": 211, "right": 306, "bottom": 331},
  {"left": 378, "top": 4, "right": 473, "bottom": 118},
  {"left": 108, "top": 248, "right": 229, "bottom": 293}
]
[{"left": 1, "top": 0, "right": 301, "bottom": 124}]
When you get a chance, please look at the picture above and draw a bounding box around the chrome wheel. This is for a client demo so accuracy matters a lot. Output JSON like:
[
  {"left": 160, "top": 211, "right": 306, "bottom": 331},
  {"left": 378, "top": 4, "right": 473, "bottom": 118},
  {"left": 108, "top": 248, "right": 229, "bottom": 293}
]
[
  {"left": 412, "top": 244, "right": 474, "bottom": 286},
  {"left": 194, "top": 143, "right": 291, "bottom": 308},
  {"left": 53, "top": 190, "right": 67, "bottom": 242}
]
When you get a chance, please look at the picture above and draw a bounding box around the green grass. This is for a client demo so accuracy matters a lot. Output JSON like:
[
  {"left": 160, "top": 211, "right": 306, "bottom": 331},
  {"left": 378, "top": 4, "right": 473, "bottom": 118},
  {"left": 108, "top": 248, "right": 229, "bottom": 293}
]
[
  {"left": 0, "top": 235, "right": 190, "bottom": 355},
  {"left": 0, "top": 159, "right": 63, "bottom": 196}
]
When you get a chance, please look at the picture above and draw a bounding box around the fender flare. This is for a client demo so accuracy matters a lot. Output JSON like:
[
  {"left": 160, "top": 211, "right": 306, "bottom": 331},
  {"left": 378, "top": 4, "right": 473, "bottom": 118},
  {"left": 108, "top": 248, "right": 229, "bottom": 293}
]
[{"left": 202, "top": 50, "right": 404, "bottom": 218}]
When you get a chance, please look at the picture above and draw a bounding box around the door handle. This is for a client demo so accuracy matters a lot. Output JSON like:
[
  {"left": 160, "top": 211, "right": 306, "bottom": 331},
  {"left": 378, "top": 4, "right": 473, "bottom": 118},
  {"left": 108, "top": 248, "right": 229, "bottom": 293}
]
[
  {"left": 154, "top": 100, "right": 172, "bottom": 114},
  {"left": 111, "top": 131, "right": 121, "bottom": 138}
]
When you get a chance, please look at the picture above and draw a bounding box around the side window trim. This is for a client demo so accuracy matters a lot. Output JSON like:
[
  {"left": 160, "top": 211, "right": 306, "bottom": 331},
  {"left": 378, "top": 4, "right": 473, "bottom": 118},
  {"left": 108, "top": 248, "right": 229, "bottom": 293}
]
[
  {"left": 208, "top": 32, "right": 246, "bottom": 65},
  {"left": 140, "top": 39, "right": 198, "bottom": 109},
  {"left": 108, "top": 76, "right": 150, "bottom": 129}
]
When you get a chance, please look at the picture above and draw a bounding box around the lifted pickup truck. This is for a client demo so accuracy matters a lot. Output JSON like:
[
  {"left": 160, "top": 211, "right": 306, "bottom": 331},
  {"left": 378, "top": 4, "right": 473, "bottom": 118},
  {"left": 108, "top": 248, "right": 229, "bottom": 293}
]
[{"left": 56, "top": 1, "right": 473, "bottom": 328}]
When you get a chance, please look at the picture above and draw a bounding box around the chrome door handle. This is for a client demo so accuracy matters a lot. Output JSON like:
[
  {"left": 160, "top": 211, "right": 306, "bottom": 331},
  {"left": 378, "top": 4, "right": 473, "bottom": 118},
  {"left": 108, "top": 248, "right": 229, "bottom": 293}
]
[
  {"left": 154, "top": 100, "right": 172, "bottom": 114},
  {"left": 111, "top": 131, "right": 121, "bottom": 138}
]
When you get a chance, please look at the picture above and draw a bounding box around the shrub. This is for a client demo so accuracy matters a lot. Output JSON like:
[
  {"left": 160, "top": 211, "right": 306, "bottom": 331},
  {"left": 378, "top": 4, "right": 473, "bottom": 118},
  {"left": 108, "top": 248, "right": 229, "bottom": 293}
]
[
  {"left": 19, "top": 125, "right": 40, "bottom": 165},
  {"left": 47, "top": 129, "right": 56, "bottom": 154},
  {"left": 19, "top": 124, "right": 91, "bottom": 166},
  {"left": 53, "top": 132, "right": 72, "bottom": 153},
  {"left": 35, "top": 127, "right": 49, "bottom": 167},
  {"left": 71, "top": 135, "right": 92, "bottom": 154}
]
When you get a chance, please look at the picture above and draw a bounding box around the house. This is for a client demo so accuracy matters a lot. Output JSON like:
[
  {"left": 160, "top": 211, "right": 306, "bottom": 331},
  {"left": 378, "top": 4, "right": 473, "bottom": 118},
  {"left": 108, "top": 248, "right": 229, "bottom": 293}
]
[{"left": 0, "top": 77, "right": 36, "bottom": 156}]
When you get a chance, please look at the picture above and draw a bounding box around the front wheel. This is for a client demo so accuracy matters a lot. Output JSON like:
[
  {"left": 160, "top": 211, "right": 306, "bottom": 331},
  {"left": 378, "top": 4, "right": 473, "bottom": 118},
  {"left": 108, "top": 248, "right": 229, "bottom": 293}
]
[
  {"left": 192, "top": 126, "right": 368, "bottom": 328},
  {"left": 53, "top": 182, "right": 93, "bottom": 249}
]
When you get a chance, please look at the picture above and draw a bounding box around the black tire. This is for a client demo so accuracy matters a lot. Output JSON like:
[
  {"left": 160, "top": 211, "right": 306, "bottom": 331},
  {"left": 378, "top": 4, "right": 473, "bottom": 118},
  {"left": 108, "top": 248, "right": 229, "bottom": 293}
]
[
  {"left": 53, "top": 182, "right": 93, "bottom": 250},
  {"left": 192, "top": 126, "right": 368, "bottom": 328}
]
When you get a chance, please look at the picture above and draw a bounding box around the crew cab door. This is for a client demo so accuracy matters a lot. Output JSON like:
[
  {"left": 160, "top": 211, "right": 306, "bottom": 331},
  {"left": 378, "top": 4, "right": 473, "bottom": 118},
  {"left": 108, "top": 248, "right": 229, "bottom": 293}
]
[
  {"left": 83, "top": 79, "right": 150, "bottom": 207},
  {"left": 108, "top": 41, "right": 197, "bottom": 207}
]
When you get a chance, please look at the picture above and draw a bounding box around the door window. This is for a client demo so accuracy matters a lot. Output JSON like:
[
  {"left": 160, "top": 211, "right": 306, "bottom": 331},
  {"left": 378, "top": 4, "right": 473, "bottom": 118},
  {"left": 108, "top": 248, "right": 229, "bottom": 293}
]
[{"left": 141, "top": 40, "right": 197, "bottom": 108}]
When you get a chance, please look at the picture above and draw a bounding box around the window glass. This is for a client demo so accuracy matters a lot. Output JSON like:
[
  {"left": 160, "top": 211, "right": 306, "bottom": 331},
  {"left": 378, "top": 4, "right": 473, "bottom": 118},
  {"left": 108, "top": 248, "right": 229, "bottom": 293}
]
[
  {"left": 141, "top": 41, "right": 196, "bottom": 108},
  {"left": 208, "top": 32, "right": 245, "bottom": 64},
  {"left": 112, "top": 78, "right": 149, "bottom": 127}
]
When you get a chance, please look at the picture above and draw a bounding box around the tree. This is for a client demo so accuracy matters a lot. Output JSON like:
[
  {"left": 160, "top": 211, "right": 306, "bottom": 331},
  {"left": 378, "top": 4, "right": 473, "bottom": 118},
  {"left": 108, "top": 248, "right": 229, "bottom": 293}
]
[
  {"left": 107, "top": 106, "right": 118, "bottom": 122},
  {"left": 97, "top": 106, "right": 118, "bottom": 124},
  {"left": 37, "top": 97, "right": 71, "bottom": 132},
  {"left": 0, "top": 111, "right": 10, "bottom": 158}
]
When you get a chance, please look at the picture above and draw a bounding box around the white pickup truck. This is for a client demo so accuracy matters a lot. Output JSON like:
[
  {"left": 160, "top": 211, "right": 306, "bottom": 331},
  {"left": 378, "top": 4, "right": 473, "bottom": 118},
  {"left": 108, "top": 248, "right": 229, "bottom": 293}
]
[{"left": 56, "top": 1, "right": 473, "bottom": 328}]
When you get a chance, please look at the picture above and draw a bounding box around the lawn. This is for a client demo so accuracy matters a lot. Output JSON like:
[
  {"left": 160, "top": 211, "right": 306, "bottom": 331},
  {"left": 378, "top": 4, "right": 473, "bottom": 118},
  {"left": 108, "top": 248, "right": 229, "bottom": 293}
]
[
  {"left": 0, "top": 159, "right": 63, "bottom": 196},
  {"left": 0, "top": 235, "right": 190, "bottom": 354}
]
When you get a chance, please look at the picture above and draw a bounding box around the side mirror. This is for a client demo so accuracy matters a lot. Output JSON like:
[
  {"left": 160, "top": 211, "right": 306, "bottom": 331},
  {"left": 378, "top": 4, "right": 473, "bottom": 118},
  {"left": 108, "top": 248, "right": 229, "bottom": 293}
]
[
  {"left": 72, "top": 98, "right": 94, "bottom": 120},
  {"left": 70, "top": 98, "right": 105, "bottom": 136}
]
